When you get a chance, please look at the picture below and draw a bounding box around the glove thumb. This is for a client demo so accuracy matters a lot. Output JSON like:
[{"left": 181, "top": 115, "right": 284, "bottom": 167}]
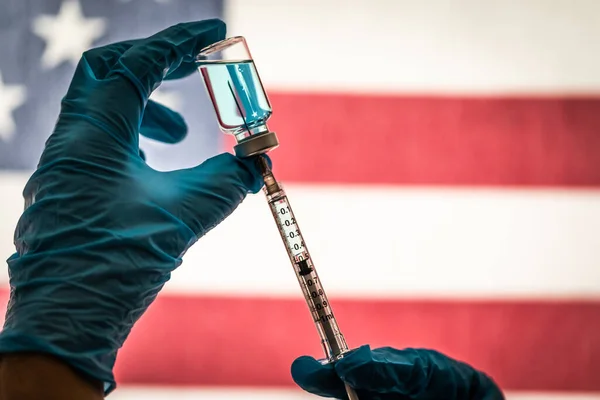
[
  {"left": 169, "top": 153, "right": 267, "bottom": 237},
  {"left": 291, "top": 354, "right": 348, "bottom": 399}
]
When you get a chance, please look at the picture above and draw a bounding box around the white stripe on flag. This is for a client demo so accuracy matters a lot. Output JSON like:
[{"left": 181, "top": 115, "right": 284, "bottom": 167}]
[
  {"left": 2, "top": 173, "right": 600, "bottom": 298},
  {"left": 225, "top": 0, "right": 600, "bottom": 94}
]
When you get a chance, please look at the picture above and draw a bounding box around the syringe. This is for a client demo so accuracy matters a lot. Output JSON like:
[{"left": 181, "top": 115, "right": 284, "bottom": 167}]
[
  {"left": 257, "top": 157, "right": 359, "bottom": 400},
  {"left": 195, "top": 36, "right": 359, "bottom": 399}
]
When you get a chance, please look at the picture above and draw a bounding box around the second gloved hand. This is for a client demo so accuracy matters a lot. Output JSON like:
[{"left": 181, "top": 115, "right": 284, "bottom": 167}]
[{"left": 292, "top": 345, "right": 505, "bottom": 400}]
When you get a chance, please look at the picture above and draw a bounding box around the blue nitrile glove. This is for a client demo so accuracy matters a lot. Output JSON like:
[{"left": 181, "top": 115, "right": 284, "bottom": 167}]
[
  {"left": 0, "top": 20, "right": 265, "bottom": 394},
  {"left": 292, "top": 345, "right": 505, "bottom": 400}
]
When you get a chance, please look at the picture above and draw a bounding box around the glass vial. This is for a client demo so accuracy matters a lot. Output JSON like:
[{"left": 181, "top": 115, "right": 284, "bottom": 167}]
[{"left": 196, "top": 36, "right": 279, "bottom": 157}]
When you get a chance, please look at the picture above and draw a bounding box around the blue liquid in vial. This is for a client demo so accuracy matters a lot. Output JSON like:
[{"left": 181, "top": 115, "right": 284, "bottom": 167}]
[{"left": 198, "top": 60, "right": 272, "bottom": 137}]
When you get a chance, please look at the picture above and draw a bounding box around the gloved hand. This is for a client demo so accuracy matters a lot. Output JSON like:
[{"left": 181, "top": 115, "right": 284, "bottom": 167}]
[
  {"left": 292, "top": 345, "right": 505, "bottom": 400},
  {"left": 0, "top": 20, "right": 265, "bottom": 394}
]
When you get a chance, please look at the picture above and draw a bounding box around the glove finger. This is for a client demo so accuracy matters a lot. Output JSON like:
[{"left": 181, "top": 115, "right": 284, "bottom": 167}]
[
  {"left": 60, "top": 29, "right": 205, "bottom": 155},
  {"left": 140, "top": 99, "right": 187, "bottom": 144},
  {"left": 83, "top": 37, "right": 203, "bottom": 81},
  {"left": 113, "top": 19, "right": 225, "bottom": 101},
  {"left": 91, "top": 19, "right": 224, "bottom": 148},
  {"left": 79, "top": 39, "right": 140, "bottom": 79},
  {"left": 163, "top": 60, "right": 198, "bottom": 81},
  {"left": 291, "top": 356, "right": 347, "bottom": 399},
  {"left": 167, "top": 153, "right": 265, "bottom": 237},
  {"left": 78, "top": 36, "right": 203, "bottom": 83}
]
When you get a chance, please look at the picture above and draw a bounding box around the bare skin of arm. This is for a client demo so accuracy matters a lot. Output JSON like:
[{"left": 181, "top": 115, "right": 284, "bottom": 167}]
[{"left": 0, "top": 354, "right": 103, "bottom": 400}]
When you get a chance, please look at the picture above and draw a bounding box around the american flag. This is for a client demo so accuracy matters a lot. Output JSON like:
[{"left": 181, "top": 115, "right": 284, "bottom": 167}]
[{"left": 1, "top": 0, "right": 599, "bottom": 399}]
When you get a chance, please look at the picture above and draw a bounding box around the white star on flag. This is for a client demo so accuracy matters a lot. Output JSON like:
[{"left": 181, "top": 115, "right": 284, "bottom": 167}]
[
  {"left": 0, "top": 71, "right": 27, "bottom": 142},
  {"left": 32, "top": 0, "right": 107, "bottom": 69}
]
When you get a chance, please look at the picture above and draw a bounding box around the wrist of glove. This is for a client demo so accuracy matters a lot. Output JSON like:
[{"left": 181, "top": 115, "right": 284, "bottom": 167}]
[
  {"left": 292, "top": 345, "right": 505, "bottom": 400},
  {"left": 0, "top": 177, "right": 193, "bottom": 392}
]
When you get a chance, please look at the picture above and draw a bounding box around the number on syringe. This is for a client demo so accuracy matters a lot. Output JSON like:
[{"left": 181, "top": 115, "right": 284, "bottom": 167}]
[
  {"left": 273, "top": 201, "right": 303, "bottom": 255},
  {"left": 284, "top": 218, "right": 295, "bottom": 226},
  {"left": 293, "top": 241, "right": 306, "bottom": 250}
]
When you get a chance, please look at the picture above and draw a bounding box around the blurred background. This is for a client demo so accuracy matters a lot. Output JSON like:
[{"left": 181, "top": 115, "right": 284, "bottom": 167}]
[{"left": 1, "top": 0, "right": 600, "bottom": 398}]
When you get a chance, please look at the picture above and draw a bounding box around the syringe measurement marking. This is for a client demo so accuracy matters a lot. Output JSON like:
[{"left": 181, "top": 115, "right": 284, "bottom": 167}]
[
  {"left": 296, "top": 259, "right": 336, "bottom": 326},
  {"left": 300, "top": 271, "right": 346, "bottom": 357},
  {"left": 271, "top": 198, "right": 334, "bottom": 325},
  {"left": 267, "top": 191, "right": 347, "bottom": 359},
  {"left": 302, "top": 275, "right": 336, "bottom": 324},
  {"left": 274, "top": 198, "right": 305, "bottom": 257}
]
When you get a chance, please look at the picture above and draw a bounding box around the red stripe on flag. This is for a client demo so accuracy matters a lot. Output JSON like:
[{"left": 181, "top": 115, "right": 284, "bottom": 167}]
[
  {"left": 224, "top": 93, "right": 600, "bottom": 186},
  {"left": 109, "top": 294, "right": 600, "bottom": 392}
]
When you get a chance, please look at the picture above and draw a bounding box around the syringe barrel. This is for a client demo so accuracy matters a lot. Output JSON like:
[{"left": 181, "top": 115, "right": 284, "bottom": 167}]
[{"left": 261, "top": 169, "right": 350, "bottom": 361}]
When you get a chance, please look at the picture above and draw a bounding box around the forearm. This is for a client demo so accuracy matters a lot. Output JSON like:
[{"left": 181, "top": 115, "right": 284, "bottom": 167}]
[{"left": 0, "top": 353, "right": 103, "bottom": 400}]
